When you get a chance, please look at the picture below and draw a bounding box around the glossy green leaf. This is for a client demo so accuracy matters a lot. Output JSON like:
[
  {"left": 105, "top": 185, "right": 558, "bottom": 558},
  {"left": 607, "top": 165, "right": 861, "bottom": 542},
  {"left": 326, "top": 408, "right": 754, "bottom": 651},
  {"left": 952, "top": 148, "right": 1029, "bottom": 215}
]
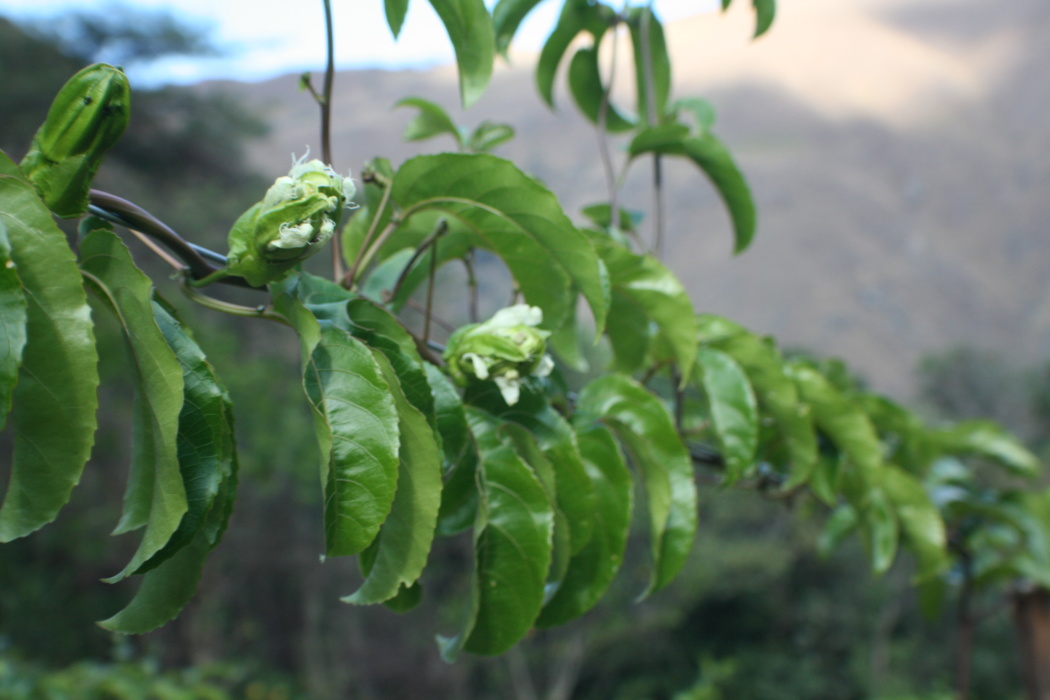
[
  {"left": 882, "top": 465, "right": 948, "bottom": 579},
  {"left": 629, "top": 128, "right": 756, "bottom": 254},
  {"left": 344, "top": 351, "right": 441, "bottom": 604},
  {"left": 466, "top": 382, "right": 595, "bottom": 554},
  {"left": 627, "top": 6, "right": 671, "bottom": 124},
  {"left": 537, "top": 424, "right": 631, "bottom": 627},
  {"left": 385, "top": 0, "right": 411, "bottom": 38},
  {"left": 594, "top": 236, "right": 697, "bottom": 381},
  {"left": 567, "top": 46, "right": 637, "bottom": 133},
  {"left": 395, "top": 97, "right": 465, "bottom": 149},
  {"left": 0, "top": 154, "right": 98, "bottom": 541},
  {"left": 606, "top": 290, "right": 651, "bottom": 375},
  {"left": 536, "top": 0, "right": 611, "bottom": 108},
  {"left": 78, "top": 229, "right": 186, "bottom": 581},
  {"left": 428, "top": 364, "right": 480, "bottom": 535},
  {"left": 695, "top": 346, "right": 758, "bottom": 485},
  {"left": 0, "top": 221, "right": 27, "bottom": 429},
  {"left": 492, "top": 0, "right": 545, "bottom": 56},
  {"left": 935, "top": 420, "right": 1040, "bottom": 478},
  {"left": 698, "top": 316, "right": 817, "bottom": 489},
  {"left": 575, "top": 374, "right": 697, "bottom": 596},
  {"left": 131, "top": 299, "right": 235, "bottom": 575},
  {"left": 427, "top": 0, "right": 494, "bottom": 107},
  {"left": 789, "top": 362, "right": 881, "bottom": 498},
  {"left": 392, "top": 153, "right": 608, "bottom": 333},
  {"left": 307, "top": 326, "right": 401, "bottom": 557},
  {"left": 441, "top": 407, "right": 554, "bottom": 659}
]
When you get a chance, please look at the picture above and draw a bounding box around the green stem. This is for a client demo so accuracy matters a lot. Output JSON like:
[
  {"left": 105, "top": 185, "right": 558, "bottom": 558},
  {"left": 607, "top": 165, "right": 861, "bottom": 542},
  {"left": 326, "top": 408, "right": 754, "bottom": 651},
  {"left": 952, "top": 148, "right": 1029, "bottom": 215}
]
[
  {"left": 639, "top": 4, "right": 665, "bottom": 258},
  {"left": 319, "top": 0, "right": 344, "bottom": 283},
  {"left": 595, "top": 21, "right": 623, "bottom": 232},
  {"left": 180, "top": 276, "right": 290, "bottom": 326},
  {"left": 343, "top": 171, "right": 395, "bottom": 288}
]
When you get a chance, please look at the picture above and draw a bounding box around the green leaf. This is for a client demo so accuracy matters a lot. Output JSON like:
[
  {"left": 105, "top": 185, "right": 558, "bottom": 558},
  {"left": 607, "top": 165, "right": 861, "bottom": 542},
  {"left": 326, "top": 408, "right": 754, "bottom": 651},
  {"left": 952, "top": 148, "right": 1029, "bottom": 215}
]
[
  {"left": 629, "top": 128, "right": 756, "bottom": 254},
  {"left": 627, "top": 6, "right": 672, "bottom": 124},
  {"left": 882, "top": 465, "right": 948, "bottom": 580},
  {"left": 673, "top": 97, "right": 716, "bottom": 133},
  {"left": 567, "top": 46, "right": 637, "bottom": 133},
  {"left": 427, "top": 0, "right": 494, "bottom": 107},
  {"left": 593, "top": 236, "right": 697, "bottom": 381},
  {"left": 0, "top": 221, "right": 27, "bottom": 429},
  {"left": 695, "top": 346, "right": 758, "bottom": 485},
  {"left": 935, "top": 420, "right": 1040, "bottom": 478},
  {"left": 466, "top": 382, "right": 596, "bottom": 554},
  {"left": 492, "top": 0, "right": 545, "bottom": 56},
  {"left": 428, "top": 364, "right": 480, "bottom": 535},
  {"left": 860, "top": 488, "right": 899, "bottom": 575},
  {"left": 441, "top": 407, "right": 554, "bottom": 659},
  {"left": 395, "top": 97, "right": 465, "bottom": 149},
  {"left": 392, "top": 153, "right": 608, "bottom": 333},
  {"left": 789, "top": 363, "right": 882, "bottom": 503},
  {"left": 0, "top": 154, "right": 98, "bottom": 541},
  {"left": 536, "top": 0, "right": 612, "bottom": 108},
  {"left": 605, "top": 290, "right": 651, "bottom": 374},
  {"left": 343, "top": 351, "right": 441, "bottom": 605},
  {"left": 467, "top": 121, "right": 515, "bottom": 153},
  {"left": 699, "top": 317, "right": 817, "bottom": 489},
  {"left": 307, "top": 326, "right": 401, "bottom": 557},
  {"left": 385, "top": 0, "right": 410, "bottom": 37},
  {"left": 78, "top": 229, "right": 186, "bottom": 581},
  {"left": 537, "top": 424, "right": 631, "bottom": 627},
  {"left": 575, "top": 374, "right": 697, "bottom": 596},
  {"left": 342, "top": 158, "right": 396, "bottom": 272},
  {"left": 752, "top": 0, "right": 776, "bottom": 38},
  {"left": 131, "top": 299, "right": 236, "bottom": 575}
]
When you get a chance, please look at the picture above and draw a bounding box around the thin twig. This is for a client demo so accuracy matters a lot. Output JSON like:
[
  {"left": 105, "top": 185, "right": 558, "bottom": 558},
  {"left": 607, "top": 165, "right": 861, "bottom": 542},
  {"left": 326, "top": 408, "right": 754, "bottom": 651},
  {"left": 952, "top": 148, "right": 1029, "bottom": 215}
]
[
  {"left": 343, "top": 173, "right": 395, "bottom": 288},
  {"left": 639, "top": 5, "right": 666, "bottom": 258},
  {"left": 464, "top": 251, "right": 479, "bottom": 323},
  {"left": 319, "top": 0, "right": 344, "bottom": 283},
  {"left": 424, "top": 234, "right": 438, "bottom": 344},
  {"left": 595, "top": 20, "right": 623, "bottom": 232},
  {"left": 387, "top": 218, "right": 449, "bottom": 303}
]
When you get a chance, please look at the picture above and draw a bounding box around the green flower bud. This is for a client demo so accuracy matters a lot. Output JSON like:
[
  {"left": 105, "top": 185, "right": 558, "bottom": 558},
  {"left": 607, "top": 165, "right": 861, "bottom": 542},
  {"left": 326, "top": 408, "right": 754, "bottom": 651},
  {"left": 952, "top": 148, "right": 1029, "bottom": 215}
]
[
  {"left": 225, "top": 157, "right": 356, "bottom": 286},
  {"left": 19, "top": 63, "right": 131, "bottom": 218},
  {"left": 444, "top": 305, "right": 554, "bottom": 405}
]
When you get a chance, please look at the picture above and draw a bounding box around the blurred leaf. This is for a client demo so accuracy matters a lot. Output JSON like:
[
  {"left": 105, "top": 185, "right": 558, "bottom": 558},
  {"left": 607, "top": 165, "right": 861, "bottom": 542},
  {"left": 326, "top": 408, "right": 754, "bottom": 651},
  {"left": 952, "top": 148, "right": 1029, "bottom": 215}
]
[
  {"left": 581, "top": 203, "right": 644, "bottom": 233},
  {"left": 576, "top": 374, "right": 697, "bottom": 596},
  {"left": 0, "top": 153, "right": 98, "bottom": 541},
  {"left": 344, "top": 351, "right": 441, "bottom": 605},
  {"left": 935, "top": 420, "right": 1040, "bottom": 478},
  {"left": 721, "top": 0, "right": 777, "bottom": 38},
  {"left": 629, "top": 127, "right": 756, "bottom": 254},
  {"left": 393, "top": 153, "right": 608, "bottom": 333},
  {"left": 537, "top": 424, "right": 632, "bottom": 627},
  {"left": 467, "top": 121, "right": 515, "bottom": 153},
  {"left": 568, "top": 46, "right": 637, "bottom": 133},
  {"left": 882, "top": 465, "right": 948, "bottom": 579},
  {"left": 428, "top": 0, "right": 494, "bottom": 107},
  {"left": 342, "top": 158, "right": 396, "bottom": 271},
  {"left": 673, "top": 96, "right": 716, "bottom": 132},
  {"left": 385, "top": 0, "right": 411, "bottom": 38},
  {"left": 79, "top": 229, "right": 186, "bottom": 582},
  {"left": 492, "top": 0, "right": 545, "bottom": 56},
  {"left": 860, "top": 488, "right": 899, "bottom": 574},
  {"left": 0, "top": 221, "right": 26, "bottom": 429},
  {"left": 626, "top": 6, "right": 671, "bottom": 124},
  {"left": 695, "top": 346, "right": 758, "bottom": 484},
  {"left": 395, "top": 97, "right": 465, "bottom": 149},
  {"left": 536, "top": 0, "right": 612, "bottom": 108}
]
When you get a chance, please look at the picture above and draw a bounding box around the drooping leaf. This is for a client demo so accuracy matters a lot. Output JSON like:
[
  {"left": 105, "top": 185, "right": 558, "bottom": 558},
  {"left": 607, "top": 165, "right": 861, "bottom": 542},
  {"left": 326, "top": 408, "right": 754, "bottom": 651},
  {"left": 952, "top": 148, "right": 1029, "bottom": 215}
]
[
  {"left": 384, "top": 0, "right": 411, "bottom": 37},
  {"left": 699, "top": 317, "right": 817, "bottom": 489},
  {"left": 492, "top": 0, "right": 545, "bottom": 56},
  {"left": 882, "top": 465, "right": 948, "bottom": 580},
  {"left": 935, "top": 420, "right": 1040, "bottom": 478},
  {"left": 626, "top": 6, "right": 671, "bottom": 124},
  {"left": 537, "top": 424, "right": 631, "bottom": 627},
  {"left": 467, "top": 382, "right": 596, "bottom": 554},
  {"left": 0, "top": 221, "right": 27, "bottom": 429},
  {"left": 78, "top": 229, "right": 186, "bottom": 581},
  {"left": 752, "top": 0, "right": 776, "bottom": 38},
  {"left": 344, "top": 351, "right": 441, "bottom": 605},
  {"left": 629, "top": 127, "right": 756, "bottom": 254},
  {"left": 567, "top": 46, "right": 637, "bottom": 133},
  {"left": 0, "top": 154, "right": 98, "bottom": 541},
  {"left": 395, "top": 97, "right": 465, "bottom": 149},
  {"left": 441, "top": 407, "right": 554, "bottom": 659},
  {"left": 427, "top": 0, "right": 494, "bottom": 107},
  {"left": 789, "top": 362, "right": 882, "bottom": 500},
  {"left": 536, "top": 0, "right": 612, "bottom": 108},
  {"left": 593, "top": 235, "right": 697, "bottom": 381},
  {"left": 575, "top": 374, "right": 697, "bottom": 596},
  {"left": 131, "top": 299, "right": 236, "bottom": 575},
  {"left": 428, "top": 364, "right": 480, "bottom": 535},
  {"left": 392, "top": 153, "right": 608, "bottom": 333},
  {"left": 695, "top": 346, "right": 758, "bottom": 484},
  {"left": 273, "top": 276, "right": 402, "bottom": 558}
]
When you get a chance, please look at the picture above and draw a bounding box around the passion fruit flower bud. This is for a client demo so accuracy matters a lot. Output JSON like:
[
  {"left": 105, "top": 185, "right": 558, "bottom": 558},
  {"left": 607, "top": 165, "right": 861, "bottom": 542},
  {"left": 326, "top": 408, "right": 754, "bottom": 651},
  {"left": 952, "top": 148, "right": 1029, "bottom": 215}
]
[
  {"left": 225, "top": 157, "right": 356, "bottom": 286},
  {"left": 20, "top": 63, "right": 131, "bottom": 218},
  {"left": 444, "top": 305, "right": 554, "bottom": 406}
]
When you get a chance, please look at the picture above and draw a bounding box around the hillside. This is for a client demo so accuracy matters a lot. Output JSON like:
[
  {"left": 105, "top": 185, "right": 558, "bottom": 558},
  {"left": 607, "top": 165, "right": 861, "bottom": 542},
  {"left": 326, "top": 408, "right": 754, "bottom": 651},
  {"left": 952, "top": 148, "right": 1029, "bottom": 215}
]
[{"left": 203, "top": 0, "right": 1050, "bottom": 398}]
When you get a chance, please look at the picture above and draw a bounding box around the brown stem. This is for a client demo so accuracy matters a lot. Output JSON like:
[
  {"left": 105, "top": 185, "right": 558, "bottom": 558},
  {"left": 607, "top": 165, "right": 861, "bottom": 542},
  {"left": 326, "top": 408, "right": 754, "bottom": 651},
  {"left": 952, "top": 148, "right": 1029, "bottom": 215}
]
[{"left": 956, "top": 554, "right": 975, "bottom": 700}]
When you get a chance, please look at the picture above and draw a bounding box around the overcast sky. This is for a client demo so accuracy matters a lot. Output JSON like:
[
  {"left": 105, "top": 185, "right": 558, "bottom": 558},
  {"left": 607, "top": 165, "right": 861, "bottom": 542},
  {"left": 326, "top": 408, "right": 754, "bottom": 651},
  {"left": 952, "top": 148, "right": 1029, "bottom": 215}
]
[{"left": 0, "top": 0, "right": 716, "bottom": 85}]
